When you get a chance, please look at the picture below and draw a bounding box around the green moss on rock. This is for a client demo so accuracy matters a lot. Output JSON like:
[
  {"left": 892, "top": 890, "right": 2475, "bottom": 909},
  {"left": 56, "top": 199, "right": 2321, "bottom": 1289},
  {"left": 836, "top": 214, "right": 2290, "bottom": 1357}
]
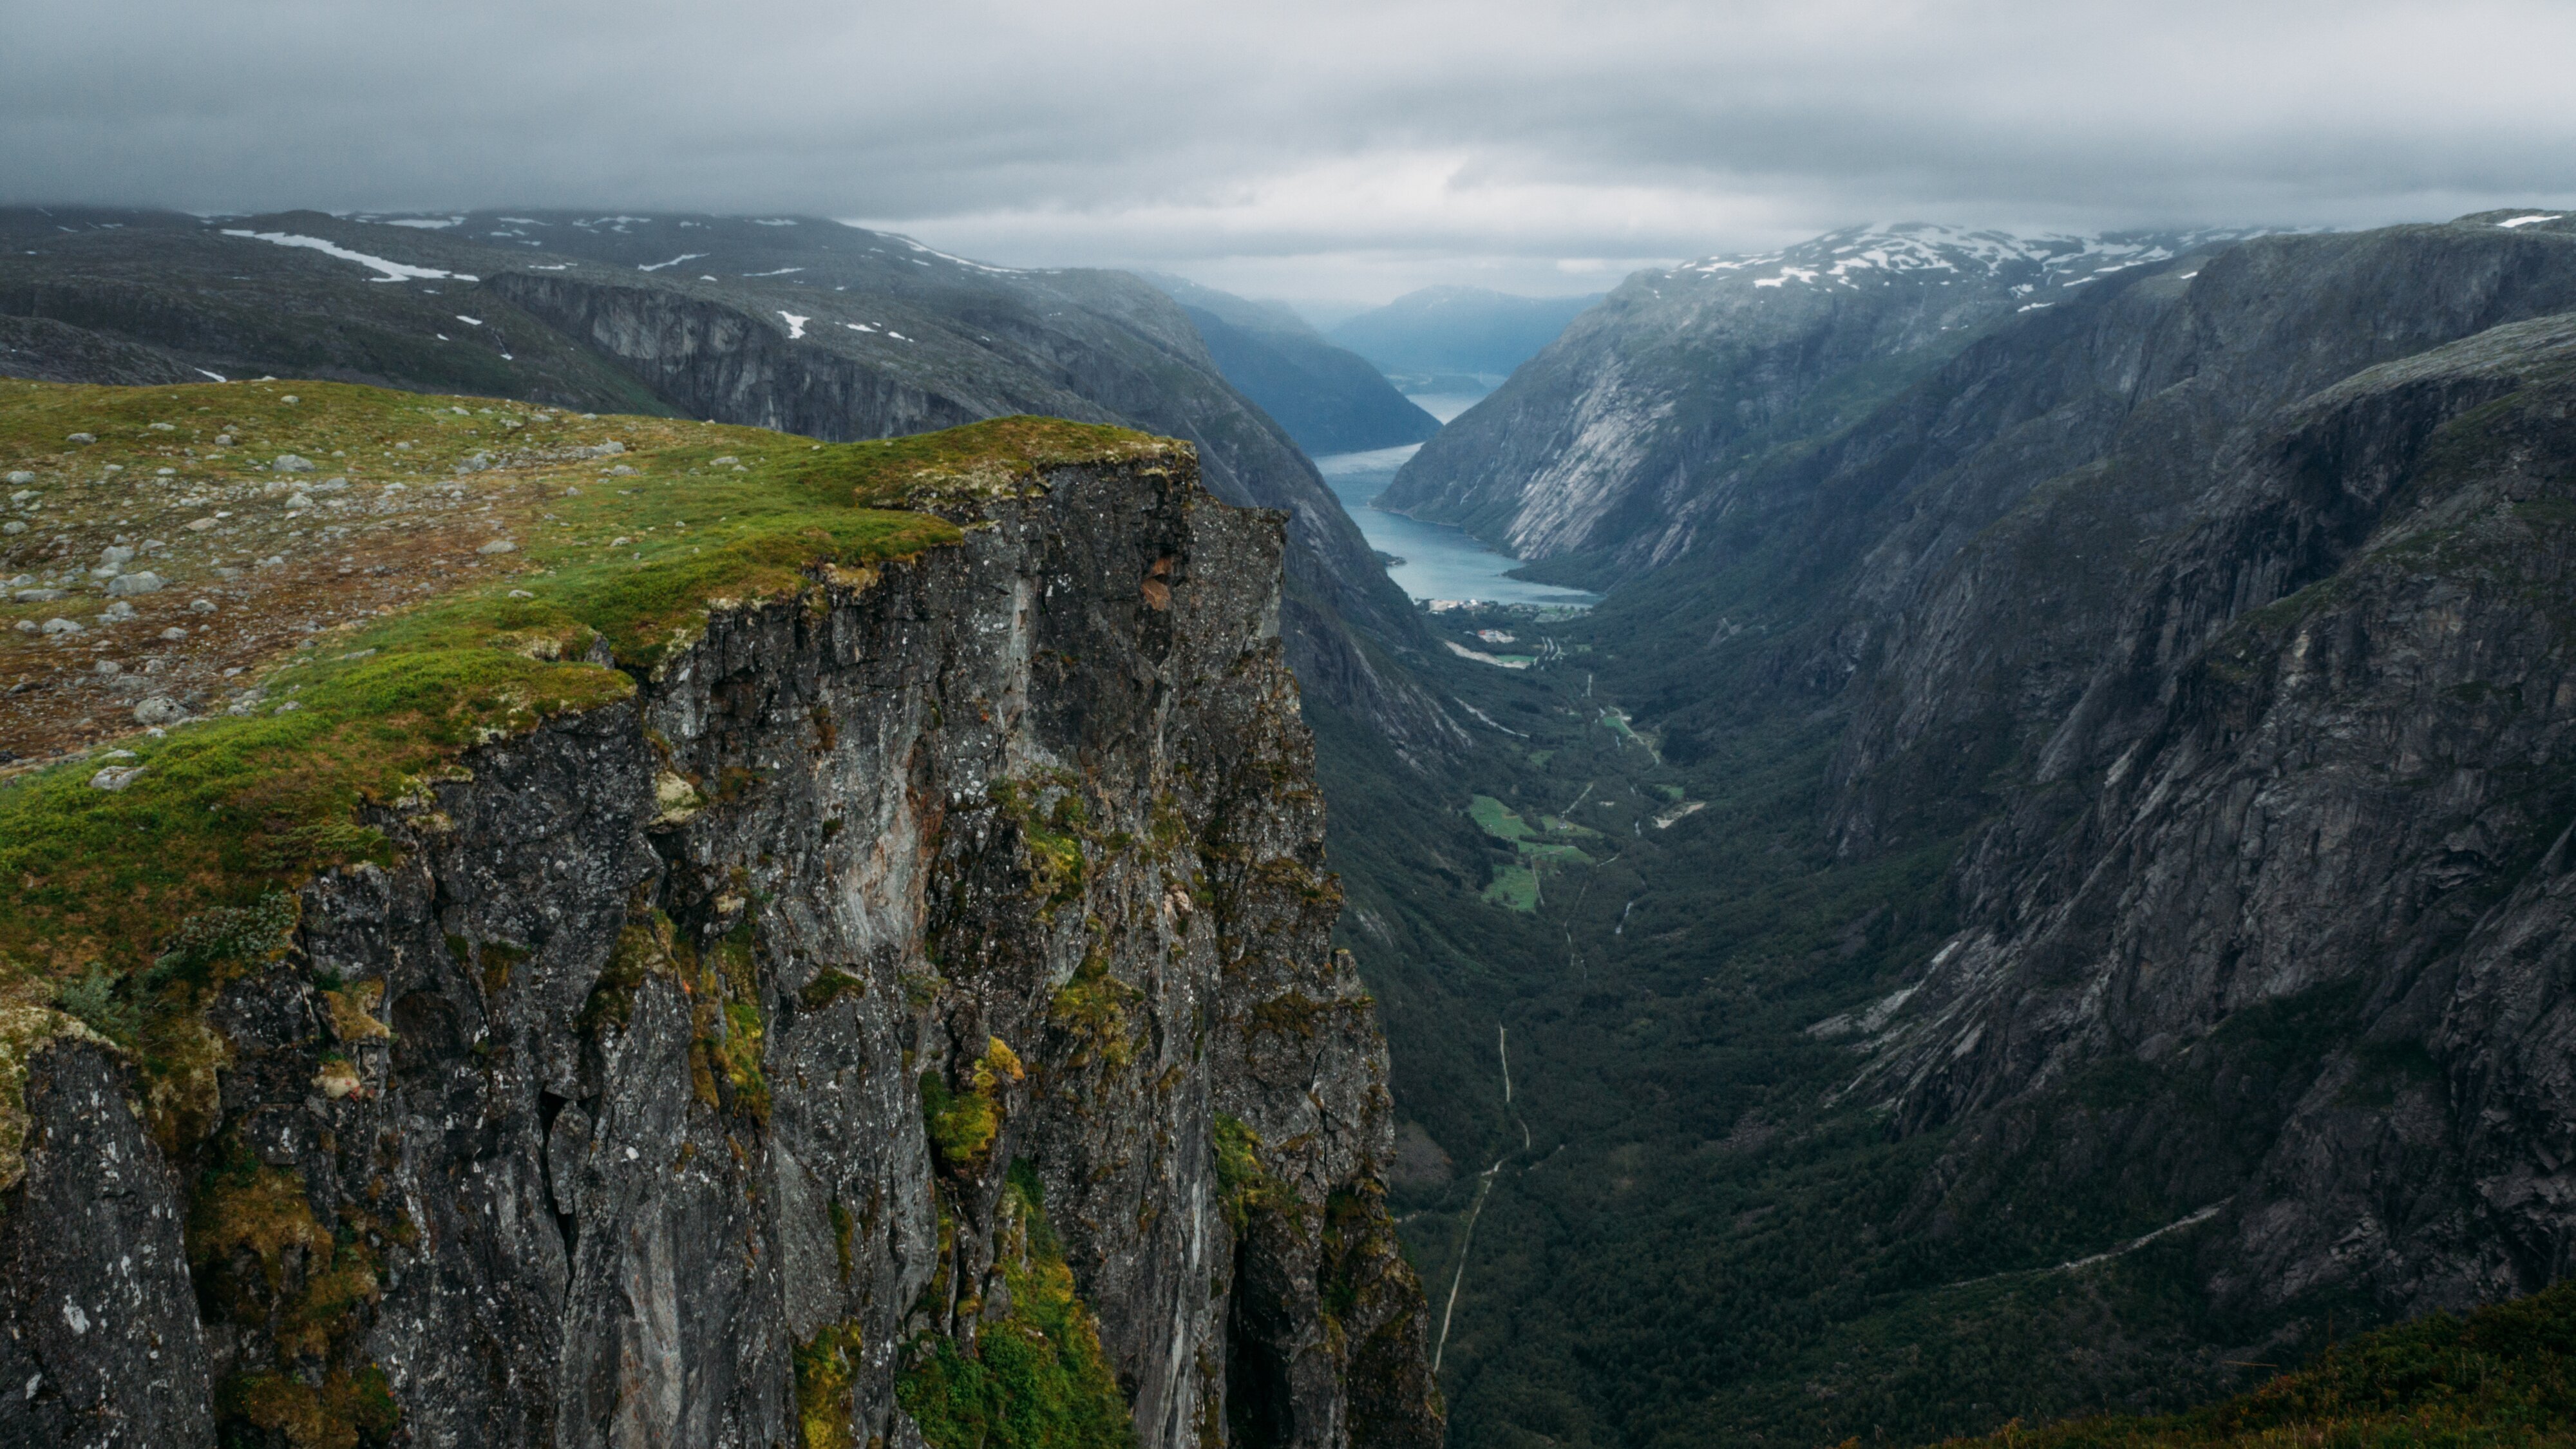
[
  {"left": 896, "top": 1166, "right": 1135, "bottom": 1449},
  {"left": 922, "top": 1036, "right": 1025, "bottom": 1171}
]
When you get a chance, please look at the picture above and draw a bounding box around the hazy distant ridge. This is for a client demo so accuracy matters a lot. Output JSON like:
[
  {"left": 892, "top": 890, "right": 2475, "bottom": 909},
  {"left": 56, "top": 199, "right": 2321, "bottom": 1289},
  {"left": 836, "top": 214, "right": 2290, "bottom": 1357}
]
[
  {"left": 1327, "top": 285, "right": 1602, "bottom": 385},
  {"left": 1146, "top": 273, "right": 1440, "bottom": 455}
]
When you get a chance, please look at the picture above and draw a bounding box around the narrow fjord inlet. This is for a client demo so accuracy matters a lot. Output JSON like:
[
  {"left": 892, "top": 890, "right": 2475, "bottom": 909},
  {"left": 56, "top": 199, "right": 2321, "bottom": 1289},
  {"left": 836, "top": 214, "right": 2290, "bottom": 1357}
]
[{"left": 7, "top": 8, "right": 2576, "bottom": 1447}]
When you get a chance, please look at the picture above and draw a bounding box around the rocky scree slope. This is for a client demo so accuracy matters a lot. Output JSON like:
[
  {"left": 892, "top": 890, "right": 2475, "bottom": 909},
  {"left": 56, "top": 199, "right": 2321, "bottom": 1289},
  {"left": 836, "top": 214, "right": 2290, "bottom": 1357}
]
[
  {"left": 1382, "top": 224, "right": 2251, "bottom": 579},
  {"left": 0, "top": 209, "right": 1460, "bottom": 761},
  {"left": 0, "top": 383, "right": 1441, "bottom": 1449},
  {"left": 1594, "top": 213, "right": 2576, "bottom": 1332}
]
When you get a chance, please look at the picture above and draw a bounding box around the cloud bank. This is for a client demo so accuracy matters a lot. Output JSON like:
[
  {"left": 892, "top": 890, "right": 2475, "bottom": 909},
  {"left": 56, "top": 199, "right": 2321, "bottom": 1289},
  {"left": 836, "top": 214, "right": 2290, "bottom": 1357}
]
[{"left": 6, "top": 0, "right": 2570, "bottom": 301}]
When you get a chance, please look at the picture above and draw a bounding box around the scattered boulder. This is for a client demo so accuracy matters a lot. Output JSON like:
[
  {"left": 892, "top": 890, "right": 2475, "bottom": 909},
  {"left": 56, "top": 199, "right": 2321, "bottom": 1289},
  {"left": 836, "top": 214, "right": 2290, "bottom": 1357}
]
[
  {"left": 66, "top": 432, "right": 94, "bottom": 444},
  {"left": 15, "top": 588, "right": 65, "bottom": 603},
  {"left": 184, "top": 518, "right": 218, "bottom": 532},
  {"left": 477, "top": 540, "right": 516, "bottom": 555},
  {"left": 106, "top": 572, "right": 165, "bottom": 597},
  {"left": 133, "top": 697, "right": 185, "bottom": 726},
  {"left": 99, "top": 601, "right": 136, "bottom": 623},
  {"left": 88, "top": 764, "right": 146, "bottom": 791},
  {"left": 158, "top": 627, "right": 188, "bottom": 641},
  {"left": 274, "top": 454, "right": 316, "bottom": 472},
  {"left": 5, "top": 471, "right": 33, "bottom": 485},
  {"left": 40, "top": 618, "right": 82, "bottom": 635},
  {"left": 189, "top": 599, "right": 216, "bottom": 614}
]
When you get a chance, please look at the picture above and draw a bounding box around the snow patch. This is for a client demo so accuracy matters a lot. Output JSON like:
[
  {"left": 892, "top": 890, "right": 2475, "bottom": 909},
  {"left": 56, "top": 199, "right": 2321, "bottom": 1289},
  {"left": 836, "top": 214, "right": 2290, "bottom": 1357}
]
[
  {"left": 891, "top": 236, "right": 1025, "bottom": 274},
  {"left": 454, "top": 315, "right": 482, "bottom": 326},
  {"left": 743, "top": 267, "right": 804, "bottom": 278},
  {"left": 221, "top": 230, "right": 477, "bottom": 283},
  {"left": 1680, "top": 224, "right": 2243, "bottom": 294},
  {"left": 637, "top": 253, "right": 706, "bottom": 272},
  {"left": 777, "top": 312, "right": 810, "bottom": 339},
  {"left": 2500, "top": 214, "right": 2564, "bottom": 229},
  {"left": 383, "top": 216, "right": 462, "bottom": 230}
]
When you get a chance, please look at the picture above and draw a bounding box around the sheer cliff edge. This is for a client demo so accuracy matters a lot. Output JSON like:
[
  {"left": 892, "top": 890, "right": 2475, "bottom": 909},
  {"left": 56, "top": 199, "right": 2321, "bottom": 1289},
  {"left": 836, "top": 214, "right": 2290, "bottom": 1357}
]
[{"left": 0, "top": 383, "right": 1443, "bottom": 1449}]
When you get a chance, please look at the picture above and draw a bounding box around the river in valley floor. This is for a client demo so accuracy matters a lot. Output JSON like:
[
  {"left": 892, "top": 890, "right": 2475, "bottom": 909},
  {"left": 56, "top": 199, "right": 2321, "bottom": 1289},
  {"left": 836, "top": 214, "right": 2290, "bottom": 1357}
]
[{"left": 1315, "top": 440, "right": 1600, "bottom": 609}]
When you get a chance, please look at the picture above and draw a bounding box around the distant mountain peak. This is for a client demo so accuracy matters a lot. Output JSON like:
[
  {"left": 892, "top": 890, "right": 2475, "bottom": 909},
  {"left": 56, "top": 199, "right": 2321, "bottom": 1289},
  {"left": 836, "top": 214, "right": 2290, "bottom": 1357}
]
[
  {"left": 1666, "top": 222, "right": 2266, "bottom": 294},
  {"left": 1328, "top": 287, "right": 1606, "bottom": 379}
]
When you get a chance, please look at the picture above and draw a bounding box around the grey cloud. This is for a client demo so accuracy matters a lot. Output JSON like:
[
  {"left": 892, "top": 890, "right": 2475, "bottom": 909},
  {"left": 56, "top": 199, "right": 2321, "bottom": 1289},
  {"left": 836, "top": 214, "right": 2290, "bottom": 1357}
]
[{"left": 5, "top": 0, "right": 2571, "bottom": 301}]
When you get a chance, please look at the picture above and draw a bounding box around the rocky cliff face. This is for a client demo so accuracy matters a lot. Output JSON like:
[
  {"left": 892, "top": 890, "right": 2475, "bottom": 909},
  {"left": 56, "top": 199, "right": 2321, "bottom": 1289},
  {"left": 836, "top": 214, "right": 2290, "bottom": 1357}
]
[
  {"left": 0, "top": 445, "right": 1439, "bottom": 1448},
  {"left": 1381, "top": 225, "right": 2251, "bottom": 577},
  {"left": 1852, "top": 298, "right": 2576, "bottom": 1321}
]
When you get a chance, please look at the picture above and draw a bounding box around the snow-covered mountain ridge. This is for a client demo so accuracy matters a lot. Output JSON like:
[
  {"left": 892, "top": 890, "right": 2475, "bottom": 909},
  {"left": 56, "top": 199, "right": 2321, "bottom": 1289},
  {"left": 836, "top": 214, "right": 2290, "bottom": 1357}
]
[
  {"left": 1378, "top": 222, "right": 2264, "bottom": 573},
  {"left": 1670, "top": 222, "right": 2262, "bottom": 294}
]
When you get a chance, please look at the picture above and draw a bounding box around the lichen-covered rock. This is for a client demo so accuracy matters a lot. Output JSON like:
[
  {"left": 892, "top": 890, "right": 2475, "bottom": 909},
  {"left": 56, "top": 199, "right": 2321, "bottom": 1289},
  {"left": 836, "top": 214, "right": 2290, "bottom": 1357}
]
[
  {"left": 0, "top": 1036, "right": 212, "bottom": 1448},
  {"left": 0, "top": 451, "right": 1439, "bottom": 1448}
]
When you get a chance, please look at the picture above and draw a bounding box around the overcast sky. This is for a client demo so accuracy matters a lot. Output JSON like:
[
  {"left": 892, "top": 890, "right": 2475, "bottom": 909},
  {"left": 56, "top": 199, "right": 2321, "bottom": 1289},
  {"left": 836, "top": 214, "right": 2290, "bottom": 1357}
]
[{"left": 7, "top": 0, "right": 2571, "bottom": 304}]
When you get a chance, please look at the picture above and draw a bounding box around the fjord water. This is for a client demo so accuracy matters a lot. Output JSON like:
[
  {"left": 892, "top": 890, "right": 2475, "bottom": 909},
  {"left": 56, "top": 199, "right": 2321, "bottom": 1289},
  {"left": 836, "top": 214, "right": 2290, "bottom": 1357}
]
[{"left": 1316, "top": 441, "right": 1598, "bottom": 607}]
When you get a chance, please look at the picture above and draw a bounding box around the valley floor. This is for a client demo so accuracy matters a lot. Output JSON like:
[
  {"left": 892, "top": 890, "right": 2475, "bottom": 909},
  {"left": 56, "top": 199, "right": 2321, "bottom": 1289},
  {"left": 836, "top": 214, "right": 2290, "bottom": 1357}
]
[{"left": 1331, "top": 607, "right": 2359, "bottom": 1448}]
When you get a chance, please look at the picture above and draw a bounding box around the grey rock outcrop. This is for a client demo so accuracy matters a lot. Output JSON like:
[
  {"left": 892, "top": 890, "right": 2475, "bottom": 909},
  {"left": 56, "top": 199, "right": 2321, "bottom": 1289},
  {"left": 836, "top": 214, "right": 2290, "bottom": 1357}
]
[
  {"left": 0, "top": 454, "right": 1439, "bottom": 1448},
  {"left": 0, "top": 1037, "right": 211, "bottom": 1449}
]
